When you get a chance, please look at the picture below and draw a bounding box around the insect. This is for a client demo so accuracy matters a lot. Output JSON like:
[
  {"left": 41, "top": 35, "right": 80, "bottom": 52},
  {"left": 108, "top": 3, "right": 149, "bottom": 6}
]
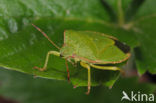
[{"left": 32, "top": 24, "right": 131, "bottom": 94}]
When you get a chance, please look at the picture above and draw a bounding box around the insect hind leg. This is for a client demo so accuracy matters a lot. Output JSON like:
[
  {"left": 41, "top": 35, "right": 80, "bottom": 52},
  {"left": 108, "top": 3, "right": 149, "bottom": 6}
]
[
  {"left": 90, "top": 64, "right": 124, "bottom": 74},
  {"left": 34, "top": 51, "right": 60, "bottom": 71},
  {"left": 80, "top": 62, "right": 91, "bottom": 95}
]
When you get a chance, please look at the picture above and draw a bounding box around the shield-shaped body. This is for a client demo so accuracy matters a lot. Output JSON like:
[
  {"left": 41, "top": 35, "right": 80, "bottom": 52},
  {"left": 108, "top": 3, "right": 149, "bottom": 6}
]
[{"left": 60, "top": 30, "right": 130, "bottom": 64}]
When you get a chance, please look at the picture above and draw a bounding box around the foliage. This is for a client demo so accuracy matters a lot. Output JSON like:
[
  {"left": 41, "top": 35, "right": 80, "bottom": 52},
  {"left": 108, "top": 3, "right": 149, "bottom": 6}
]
[
  {"left": 0, "top": 68, "right": 155, "bottom": 103},
  {"left": 0, "top": 0, "right": 156, "bottom": 88}
]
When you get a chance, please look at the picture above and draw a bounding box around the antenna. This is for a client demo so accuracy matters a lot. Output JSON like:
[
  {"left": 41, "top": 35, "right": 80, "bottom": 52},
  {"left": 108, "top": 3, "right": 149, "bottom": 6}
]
[{"left": 32, "top": 24, "right": 60, "bottom": 50}]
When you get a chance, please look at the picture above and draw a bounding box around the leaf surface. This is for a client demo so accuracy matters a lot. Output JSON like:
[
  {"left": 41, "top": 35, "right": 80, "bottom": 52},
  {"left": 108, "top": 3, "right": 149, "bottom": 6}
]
[
  {"left": 0, "top": 68, "right": 155, "bottom": 103},
  {"left": 0, "top": 0, "right": 156, "bottom": 88}
]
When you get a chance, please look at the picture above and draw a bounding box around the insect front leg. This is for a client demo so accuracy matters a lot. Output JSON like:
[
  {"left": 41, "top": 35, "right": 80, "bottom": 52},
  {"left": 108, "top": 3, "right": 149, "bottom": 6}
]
[
  {"left": 80, "top": 61, "right": 91, "bottom": 95},
  {"left": 34, "top": 51, "right": 60, "bottom": 71},
  {"left": 66, "top": 59, "right": 76, "bottom": 67}
]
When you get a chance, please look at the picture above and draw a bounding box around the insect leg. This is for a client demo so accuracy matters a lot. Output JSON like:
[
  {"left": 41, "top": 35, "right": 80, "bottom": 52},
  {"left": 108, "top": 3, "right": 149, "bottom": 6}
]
[
  {"left": 34, "top": 51, "right": 60, "bottom": 71},
  {"left": 67, "top": 59, "right": 76, "bottom": 67},
  {"left": 90, "top": 64, "right": 123, "bottom": 73},
  {"left": 80, "top": 62, "right": 91, "bottom": 95},
  {"left": 65, "top": 59, "right": 70, "bottom": 82}
]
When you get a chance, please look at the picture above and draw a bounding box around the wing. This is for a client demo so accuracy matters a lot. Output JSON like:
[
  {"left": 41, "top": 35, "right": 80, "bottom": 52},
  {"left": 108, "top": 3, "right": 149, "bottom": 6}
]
[{"left": 61, "top": 30, "right": 130, "bottom": 64}]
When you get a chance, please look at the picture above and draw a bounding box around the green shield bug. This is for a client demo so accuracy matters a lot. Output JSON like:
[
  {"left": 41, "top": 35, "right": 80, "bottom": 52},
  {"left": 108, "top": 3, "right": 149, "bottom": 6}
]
[{"left": 32, "top": 24, "right": 130, "bottom": 94}]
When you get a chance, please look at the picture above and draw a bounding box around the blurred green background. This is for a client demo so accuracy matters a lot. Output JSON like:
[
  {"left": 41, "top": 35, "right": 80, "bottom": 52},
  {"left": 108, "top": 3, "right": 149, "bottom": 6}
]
[{"left": 0, "top": 68, "right": 155, "bottom": 103}]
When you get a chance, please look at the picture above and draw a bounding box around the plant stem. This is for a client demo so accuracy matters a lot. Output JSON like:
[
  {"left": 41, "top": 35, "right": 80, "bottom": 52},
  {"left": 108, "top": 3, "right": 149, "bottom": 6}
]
[{"left": 117, "top": 0, "right": 125, "bottom": 26}]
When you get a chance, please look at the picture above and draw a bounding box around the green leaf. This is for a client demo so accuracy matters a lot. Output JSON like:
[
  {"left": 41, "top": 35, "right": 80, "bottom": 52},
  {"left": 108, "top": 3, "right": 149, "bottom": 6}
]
[
  {"left": 0, "top": 0, "right": 120, "bottom": 87},
  {"left": 0, "top": 17, "right": 137, "bottom": 87},
  {"left": 0, "top": 69, "right": 155, "bottom": 103},
  {"left": 134, "top": 16, "right": 156, "bottom": 74},
  {"left": 128, "top": 0, "right": 156, "bottom": 74},
  {"left": 103, "top": 0, "right": 132, "bottom": 24},
  {"left": 135, "top": 0, "right": 156, "bottom": 18},
  {"left": 0, "top": 0, "right": 156, "bottom": 88},
  {"left": 0, "top": 0, "right": 110, "bottom": 21}
]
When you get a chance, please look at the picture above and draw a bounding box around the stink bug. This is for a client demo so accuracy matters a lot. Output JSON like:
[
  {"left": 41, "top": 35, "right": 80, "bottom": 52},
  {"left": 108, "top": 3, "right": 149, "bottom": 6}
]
[{"left": 32, "top": 24, "right": 130, "bottom": 94}]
